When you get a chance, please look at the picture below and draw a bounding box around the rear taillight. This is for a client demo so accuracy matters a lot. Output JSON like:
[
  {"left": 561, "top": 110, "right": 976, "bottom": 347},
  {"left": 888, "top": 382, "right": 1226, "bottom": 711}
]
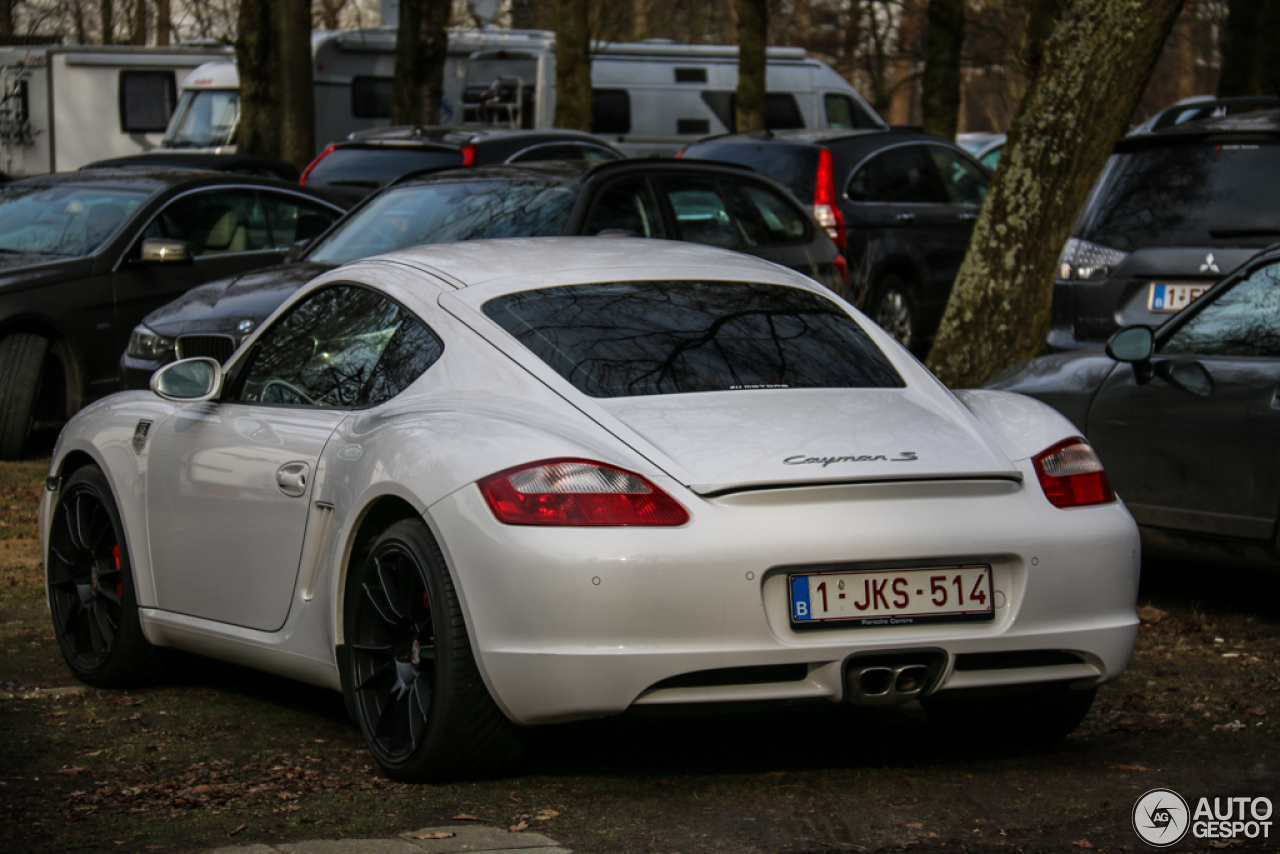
[
  {"left": 832, "top": 253, "right": 849, "bottom": 285},
  {"left": 813, "top": 147, "right": 846, "bottom": 250},
  {"left": 460, "top": 144, "right": 478, "bottom": 166},
  {"left": 674, "top": 145, "right": 688, "bottom": 159},
  {"left": 1033, "top": 439, "right": 1115, "bottom": 508},
  {"left": 299, "top": 142, "right": 337, "bottom": 185},
  {"left": 479, "top": 459, "right": 689, "bottom": 526}
]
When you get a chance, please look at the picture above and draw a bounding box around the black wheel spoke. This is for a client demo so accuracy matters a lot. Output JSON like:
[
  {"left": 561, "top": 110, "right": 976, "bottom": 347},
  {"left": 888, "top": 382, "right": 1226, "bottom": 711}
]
[
  {"left": 356, "top": 658, "right": 397, "bottom": 692},
  {"left": 361, "top": 581, "right": 399, "bottom": 628},
  {"left": 375, "top": 689, "right": 412, "bottom": 753},
  {"left": 58, "top": 597, "right": 81, "bottom": 639},
  {"left": 88, "top": 602, "right": 111, "bottom": 658},
  {"left": 374, "top": 556, "right": 406, "bottom": 621},
  {"left": 412, "top": 673, "right": 432, "bottom": 731}
]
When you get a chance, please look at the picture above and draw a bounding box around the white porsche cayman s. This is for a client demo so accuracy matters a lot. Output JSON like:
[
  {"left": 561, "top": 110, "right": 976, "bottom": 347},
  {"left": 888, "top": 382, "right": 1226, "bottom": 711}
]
[{"left": 41, "top": 238, "right": 1140, "bottom": 780}]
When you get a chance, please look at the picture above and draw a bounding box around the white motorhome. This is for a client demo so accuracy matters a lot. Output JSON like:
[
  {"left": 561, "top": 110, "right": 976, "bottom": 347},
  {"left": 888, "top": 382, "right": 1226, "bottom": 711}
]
[
  {"left": 162, "top": 28, "right": 883, "bottom": 156},
  {"left": 0, "top": 43, "right": 234, "bottom": 176}
]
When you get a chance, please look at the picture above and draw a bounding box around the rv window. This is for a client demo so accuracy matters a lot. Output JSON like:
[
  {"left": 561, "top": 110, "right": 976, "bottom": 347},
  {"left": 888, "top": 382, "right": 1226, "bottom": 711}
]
[
  {"left": 766, "top": 94, "right": 805, "bottom": 130},
  {"left": 352, "top": 76, "right": 393, "bottom": 119},
  {"left": 678, "top": 119, "right": 711, "bottom": 136},
  {"left": 824, "top": 94, "right": 857, "bottom": 130},
  {"left": 592, "top": 89, "right": 631, "bottom": 135},
  {"left": 674, "top": 68, "right": 708, "bottom": 84},
  {"left": 119, "top": 71, "right": 176, "bottom": 133}
]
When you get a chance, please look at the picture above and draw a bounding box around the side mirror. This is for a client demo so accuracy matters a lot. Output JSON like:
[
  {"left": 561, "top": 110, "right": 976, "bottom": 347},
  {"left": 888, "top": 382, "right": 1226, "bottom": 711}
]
[
  {"left": 284, "top": 238, "right": 310, "bottom": 263},
  {"left": 151, "top": 357, "right": 223, "bottom": 402},
  {"left": 140, "top": 237, "right": 194, "bottom": 265},
  {"left": 1106, "top": 326, "right": 1155, "bottom": 384}
]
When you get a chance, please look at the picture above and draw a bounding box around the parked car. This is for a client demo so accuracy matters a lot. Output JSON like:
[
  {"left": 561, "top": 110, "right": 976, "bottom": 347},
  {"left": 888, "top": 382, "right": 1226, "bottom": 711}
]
[
  {"left": 121, "top": 159, "right": 848, "bottom": 388},
  {"left": 80, "top": 152, "right": 302, "bottom": 183},
  {"left": 1049, "top": 104, "right": 1280, "bottom": 350},
  {"left": 299, "top": 126, "right": 624, "bottom": 205},
  {"left": 46, "top": 238, "right": 1138, "bottom": 781},
  {"left": 974, "top": 134, "right": 1005, "bottom": 171},
  {"left": 679, "top": 128, "right": 991, "bottom": 354},
  {"left": 0, "top": 169, "right": 346, "bottom": 458},
  {"left": 990, "top": 242, "right": 1280, "bottom": 571}
]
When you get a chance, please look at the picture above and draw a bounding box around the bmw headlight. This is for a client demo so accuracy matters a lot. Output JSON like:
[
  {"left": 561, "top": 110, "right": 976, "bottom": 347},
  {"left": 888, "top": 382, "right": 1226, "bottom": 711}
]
[
  {"left": 126, "top": 325, "right": 175, "bottom": 360},
  {"left": 1057, "top": 237, "right": 1129, "bottom": 281}
]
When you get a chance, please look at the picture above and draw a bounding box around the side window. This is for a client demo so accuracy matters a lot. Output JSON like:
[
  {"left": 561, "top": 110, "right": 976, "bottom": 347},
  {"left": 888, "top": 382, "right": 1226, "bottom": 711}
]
[
  {"left": 735, "top": 183, "right": 810, "bottom": 244},
  {"left": 592, "top": 89, "right": 631, "bottom": 134},
  {"left": 849, "top": 146, "right": 947, "bottom": 204},
  {"left": 585, "top": 177, "right": 667, "bottom": 239},
  {"left": 659, "top": 177, "right": 747, "bottom": 249},
  {"left": 1161, "top": 263, "right": 1280, "bottom": 358},
  {"left": 928, "top": 146, "right": 989, "bottom": 206},
  {"left": 352, "top": 76, "right": 393, "bottom": 119},
  {"left": 119, "top": 71, "right": 176, "bottom": 133},
  {"left": 508, "top": 143, "right": 620, "bottom": 164},
  {"left": 260, "top": 193, "right": 342, "bottom": 247},
  {"left": 142, "top": 189, "right": 272, "bottom": 255},
  {"left": 824, "top": 94, "right": 858, "bottom": 130},
  {"left": 765, "top": 93, "right": 805, "bottom": 130},
  {"left": 234, "top": 284, "right": 443, "bottom": 407}
]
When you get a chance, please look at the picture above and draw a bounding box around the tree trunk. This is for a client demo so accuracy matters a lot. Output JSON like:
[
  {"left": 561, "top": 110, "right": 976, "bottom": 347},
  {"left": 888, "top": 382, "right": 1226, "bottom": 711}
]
[
  {"left": 156, "top": 0, "right": 172, "bottom": 45},
  {"left": 101, "top": 0, "right": 114, "bottom": 44},
  {"left": 1218, "top": 0, "right": 1280, "bottom": 96},
  {"left": 925, "top": 0, "right": 1185, "bottom": 388},
  {"left": 921, "top": 0, "right": 965, "bottom": 138},
  {"left": 390, "top": 0, "right": 451, "bottom": 126},
  {"left": 277, "top": 0, "right": 316, "bottom": 167},
  {"left": 130, "top": 0, "right": 148, "bottom": 44},
  {"left": 235, "top": 0, "right": 280, "bottom": 160},
  {"left": 554, "top": 0, "right": 592, "bottom": 132},
  {"left": 735, "top": 0, "right": 767, "bottom": 131},
  {"left": 0, "top": 1, "right": 13, "bottom": 37}
]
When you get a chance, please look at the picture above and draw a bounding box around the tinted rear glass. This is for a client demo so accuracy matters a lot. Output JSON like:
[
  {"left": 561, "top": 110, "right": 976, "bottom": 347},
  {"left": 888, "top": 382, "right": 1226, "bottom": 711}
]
[
  {"left": 483, "top": 281, "right": 903, "bottom": 398},
  {"left": 1079, "top": 141, "right": 1280, "bottom": 250},
  {"left": 306, "top": 147, "right": 463, "bottom": 190},
  {"left": 682, "top": 142, "right": 819, "bottom": 200}
]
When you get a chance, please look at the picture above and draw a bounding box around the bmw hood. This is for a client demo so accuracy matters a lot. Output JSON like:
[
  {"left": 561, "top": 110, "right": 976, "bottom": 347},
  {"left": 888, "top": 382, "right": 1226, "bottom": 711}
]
[
  {"left": 143, "top": 262, "right": 333, "bottom": 336},
  {"left": 591, "top": 388, "right": 1020, "bottom": 494}
]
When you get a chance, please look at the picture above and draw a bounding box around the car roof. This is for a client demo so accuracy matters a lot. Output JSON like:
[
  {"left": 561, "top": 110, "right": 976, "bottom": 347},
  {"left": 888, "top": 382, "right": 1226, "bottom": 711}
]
[
  {"left": 374, "top": 236, "right": 805, "bottom": 290},
  {"left": 687, "top": 126, "right": 947, "bottom": 149},
  {"left": 390, "top": 157, "right": 760, "bottom": 187},
  {"left": 80, "top": 153, "right": 301, "bottom": 180},
  {"left": 342, "top": 126, "right": 616, "bottom": 148},
  {"left": 5, "top": 168, "right": 321, "bottom": 195},
  {"left": 1119, "top": 107, "right": 1280, "bottom": 151}
]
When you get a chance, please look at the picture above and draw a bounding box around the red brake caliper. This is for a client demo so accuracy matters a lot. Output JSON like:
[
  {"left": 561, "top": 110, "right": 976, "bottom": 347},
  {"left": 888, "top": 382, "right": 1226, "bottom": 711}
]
[{"left": 113, "top": 545, "right": 122, "bottom": 596}]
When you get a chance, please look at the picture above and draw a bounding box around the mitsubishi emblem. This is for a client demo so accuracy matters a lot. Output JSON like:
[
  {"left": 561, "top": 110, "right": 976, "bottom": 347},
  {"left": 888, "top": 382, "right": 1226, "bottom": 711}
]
[{"left": 1200, "top": 252, "right": 1220, "bottom": 274}]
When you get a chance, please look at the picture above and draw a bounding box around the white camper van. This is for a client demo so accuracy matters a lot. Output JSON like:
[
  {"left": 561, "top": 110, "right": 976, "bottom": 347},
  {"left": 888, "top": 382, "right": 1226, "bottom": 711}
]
[
  {"left": 161, "top": 28, "right": 883, "bottom": 156},
  {"left": 0, "top": 43, "right": 234, "bottom": 176}
]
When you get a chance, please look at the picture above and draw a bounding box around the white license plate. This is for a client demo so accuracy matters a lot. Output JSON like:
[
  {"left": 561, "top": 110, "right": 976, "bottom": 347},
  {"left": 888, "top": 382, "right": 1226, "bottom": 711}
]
[
  {"left": 789, "top": 565, "right": 993, "bottom": 627},
  {"left": 1149, "top": 282, "right": 1211, "bottom": 312}
]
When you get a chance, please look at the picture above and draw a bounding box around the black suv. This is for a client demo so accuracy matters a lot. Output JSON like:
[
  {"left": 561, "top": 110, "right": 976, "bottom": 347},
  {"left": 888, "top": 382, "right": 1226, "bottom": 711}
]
[
  {"left": 680, "top": 128, "right": 990, "bottom": 353},
  {"left": 122, "top": 159, "right": 846, "bottom": 389},
  {"left": 299, "top": 126, "right": 623, "bottom": 204},
  {"left": 1050, "top": 103, "right": 1280, "bottom": 350}
]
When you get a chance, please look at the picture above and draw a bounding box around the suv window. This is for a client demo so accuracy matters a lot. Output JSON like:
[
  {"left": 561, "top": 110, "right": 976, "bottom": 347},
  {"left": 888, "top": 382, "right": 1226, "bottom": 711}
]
[
  {"left": 681, "top": 141, "right": 820, "bottom": 201},
  {"left": 482, "top": 280, "right": 903, "bottom": 398},
  {"left": 848, "top": 145, "right": 947, "bottom": 204},
  {"left": 235, "top": 284, "right": 443, "bottom": 407},
  {"left": 660, "top": 177, "right": 750, "bottom": 249},
  {"left": 1161, "top": 261, "right": 1280, "bottom": 358},
  {"left": 585, "top": 177, "right": 667, "bottom": 238},
  {"left": 737, "top": 183, "right": 810, "bottom": 243},
  {"left": 1079, "top": 140, "right": 1280, "bottom": 251},
  {"left": 508, "top": 142, "right": 620, "bottom": 163},
  {"left": 928, "top": 145, "right": 988, "bottom": 206},
  {"left": 305, "top": 147, "right": 464, "bottom": 191}
]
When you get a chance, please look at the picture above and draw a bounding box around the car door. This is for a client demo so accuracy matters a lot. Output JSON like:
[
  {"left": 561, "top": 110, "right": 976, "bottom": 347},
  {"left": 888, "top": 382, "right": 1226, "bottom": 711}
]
[
  {"left": 1086, "top": 260, "right": 1280, "bottom": 540},
  {"left": 925, "top": 143, "right": 988, "bottom": 284},
  {"left": 842, "top": 145, "right": 944, "bottom": 289},
  {"left": 146, "top": 282, "right": 439, "bottom": 630}
]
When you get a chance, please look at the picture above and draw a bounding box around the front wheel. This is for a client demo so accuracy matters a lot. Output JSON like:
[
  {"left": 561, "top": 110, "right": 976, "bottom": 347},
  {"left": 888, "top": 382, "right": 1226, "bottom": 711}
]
[
  {"left": 922, "top": 683, "right": 1097, "bottom": 744},
  {"left": 343, "top": 519, "right": 519, "bottom": 781}
]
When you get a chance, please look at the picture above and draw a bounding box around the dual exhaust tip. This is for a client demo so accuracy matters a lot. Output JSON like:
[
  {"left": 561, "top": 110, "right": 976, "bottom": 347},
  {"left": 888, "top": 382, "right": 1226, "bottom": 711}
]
[{"left": 845, "top": 650, "right": 946, "bottom": 707}]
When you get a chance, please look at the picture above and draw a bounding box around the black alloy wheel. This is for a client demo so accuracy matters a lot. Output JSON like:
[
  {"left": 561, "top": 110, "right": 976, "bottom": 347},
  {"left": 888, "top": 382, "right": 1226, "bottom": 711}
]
[
  {"left": 873, "top": 274, "right": 917, "bottom": 351},
  {"left": 47, "top": 466, "right": 165, "bottom": 686},
  {"left": 344, "top": 519, "right": 519, "bottom": 781}
]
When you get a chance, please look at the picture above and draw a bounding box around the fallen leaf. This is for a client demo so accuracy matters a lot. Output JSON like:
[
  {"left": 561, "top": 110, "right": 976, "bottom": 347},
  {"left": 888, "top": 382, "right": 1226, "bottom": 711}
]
[
  {"left": 1209, "top": 842, "right": 1243, "bottom": 849},
  {"left": 1137, "top": 606, "right": 1166, "bottom": 622},
  {"left": 508, "top": 821, "right": 528, "bottom": 832},
  {"left": 452, "top": 814, "right": 479, "bottom": 821},
  {"left": 54, "top": 766, "right": 90, "bottom": 776},
  {"left": 1073, "top": 840, "right": 1094, "bottom": 849},
  {"left": 228, "top": 824, "right": 246, "bottom": 837},
  {"left": 84, "top": 750, "right": 103, "bottom": 757},
  {"left": 905, "top": 822, "right": 923, "bottom": 829},
  {"left": 509, "top": 794, "right": 523, "bottom": 803},
  {"left": 536, "top": 809, "right": 560, "bottom": 820},
  {"left": 1109, "top": 764, "right": 1158, "bottom": 772},
  {"left": 413, "top": 832, "right": 456, "bottom": 840}
]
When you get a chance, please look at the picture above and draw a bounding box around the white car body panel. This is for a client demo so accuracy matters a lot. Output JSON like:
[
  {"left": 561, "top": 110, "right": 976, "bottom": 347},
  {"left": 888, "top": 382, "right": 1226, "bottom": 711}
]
[{"left": 41, "top": 237, "right": 1141, "bottom": 731}]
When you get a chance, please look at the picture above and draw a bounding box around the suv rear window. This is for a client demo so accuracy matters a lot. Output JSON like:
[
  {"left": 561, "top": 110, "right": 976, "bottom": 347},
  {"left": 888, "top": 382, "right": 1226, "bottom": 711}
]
[
  {"left": 305, "top": 146, "right": 464, "bottom": 191},
  {"left": 1079, "top": 140, "right": 1280, "bottom": 251},
  {"left": 483, "top": 281, "right": 903, "bottom": 398},
  {"left": 681, "top": 142, "right": 819, "bottom": 201}
]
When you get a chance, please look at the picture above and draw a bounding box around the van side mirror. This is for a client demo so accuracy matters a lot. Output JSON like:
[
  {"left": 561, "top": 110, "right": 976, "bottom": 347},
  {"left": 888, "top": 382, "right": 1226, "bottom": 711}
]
[
  {"left": 151, "top": 357, "right": 223, "bottom": 401},
  {"left": 140, "top": 237, "right": 194, "bottom": 265}
]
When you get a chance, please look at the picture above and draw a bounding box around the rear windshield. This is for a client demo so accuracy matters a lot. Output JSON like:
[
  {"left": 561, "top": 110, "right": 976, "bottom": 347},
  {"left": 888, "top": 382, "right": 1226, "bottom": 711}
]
[
  {"left": 683, "top": 142, "right": 819, "bottom": 200},
  {"left": 483, "top": 280, "right": 904, "bottom": 398},
  {"left": 308, "top": 181, "right": 578, "bottom": 263},
  {"left": 305, "top": 146, "right": 463, "bottom": 191},
  {"left": 1079, "top": 140, "right": 1280, "bottom": 250}
]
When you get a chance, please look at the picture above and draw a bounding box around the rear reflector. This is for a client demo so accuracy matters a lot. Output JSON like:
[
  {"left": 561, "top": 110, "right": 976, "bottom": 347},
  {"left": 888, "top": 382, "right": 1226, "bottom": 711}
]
[
  {"left": 480, "top": 459, "right": 689, "bottom": 526},
  {"left": 1033, "top": 439, "right": 1115, "bottom": 508},
  {"left": 460, "top": 144, "right": 478, "bottom": 166}
]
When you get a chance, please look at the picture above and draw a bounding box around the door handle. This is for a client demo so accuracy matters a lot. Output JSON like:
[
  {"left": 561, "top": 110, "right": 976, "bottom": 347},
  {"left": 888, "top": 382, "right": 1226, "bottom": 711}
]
[
  {"left": 894, "top": 212, "right": 916, "bottom": 223},
  {"left": 958, "top": 212, "right": 978, "bottom": 221},
  {"left": 276, "top": 461, "right": 310, "bottom": 498}
]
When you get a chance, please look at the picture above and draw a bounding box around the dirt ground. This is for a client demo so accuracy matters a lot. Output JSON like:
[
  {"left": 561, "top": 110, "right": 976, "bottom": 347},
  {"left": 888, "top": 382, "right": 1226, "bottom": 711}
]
[{"left": 1, "top": 460, "right": 1277, "bottom": 854}]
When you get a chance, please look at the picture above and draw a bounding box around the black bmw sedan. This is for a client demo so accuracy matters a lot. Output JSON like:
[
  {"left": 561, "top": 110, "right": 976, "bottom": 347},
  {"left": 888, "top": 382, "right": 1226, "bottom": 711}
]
[{"left": 0, "top": 170, "right": 345, "bottom": 458}]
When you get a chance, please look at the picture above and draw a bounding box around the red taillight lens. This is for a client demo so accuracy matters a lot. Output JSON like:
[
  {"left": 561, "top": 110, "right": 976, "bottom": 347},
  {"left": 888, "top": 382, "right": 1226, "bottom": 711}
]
[
  {"left": 299, "top": 142, "right": 337, "bottom": 185},
  {"left": 1033, "top": 439, "right": 1115, "bottom": 508},
  {"left": 813, "top": 147, "right": 846, "bottom": 249},
  {"left": 479, "top": 459, "right": 690, "bottom": 526},
  {"left": 460, "top": 144, "right": 478, "bottom": 166},
  {"left": 832, "top": 253, "right": 849, "bottom": 285},
  {"left": 674, "top": 145, "right": 688, "bottom": 159}
]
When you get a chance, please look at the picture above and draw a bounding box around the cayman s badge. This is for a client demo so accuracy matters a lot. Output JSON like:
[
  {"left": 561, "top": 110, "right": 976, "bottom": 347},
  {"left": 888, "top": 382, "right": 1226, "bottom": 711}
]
[
  {"left": 784, "top": 452, "right": 918, "bottom": 467},
  {"left": 131, "top": 420, "right": 152, "bottom": 455},
  {"left": 1200, "top": 252, "right": 1220, "bottom": 274}
]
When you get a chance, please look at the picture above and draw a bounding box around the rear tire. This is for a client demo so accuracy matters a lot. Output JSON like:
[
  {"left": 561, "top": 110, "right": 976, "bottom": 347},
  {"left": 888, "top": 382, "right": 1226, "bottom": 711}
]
[
  {"left": 343, "top": 519, "right": 520, "bottom": 781},
  {"left": 0, "top": 333, "right": 48, "bottom": 460},
  {"left": 922, "top": 683, "right": 1097, "bottom": 744},
  {"left": 46, "top": 466, "right": 168, "bottom": 687}
]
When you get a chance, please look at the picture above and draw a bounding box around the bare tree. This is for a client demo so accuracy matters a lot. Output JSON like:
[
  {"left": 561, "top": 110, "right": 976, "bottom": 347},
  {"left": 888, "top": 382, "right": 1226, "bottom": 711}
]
[
  {"left": 277, "top": 0, "right": 314, "bottom": 166},
  {"left": 235, "top": 0, "right": 279, "bottom": 158},
  {"left": 155, "top": 0, "right": 171, "bottom": 44},
  {"left": 554, "top": 0, "right": 591, "bottom": 131},
  {"left": 390, "top": 0, "right": 450, "bottom": 125},
  {"left": 926, "top": 0, "right": 1186, "bottom": 387},
  {"left": 100, "top": 0, "right": 112, "bottom": 43},
  {"left": 1218, "top": 0, "right": 1280, "bottom": 96},
  {"left": 921, "top": 0, "right": 965, "bottom": 138},
  {"left": 735, "top": 0, "right": 766, "bottom": 131}
]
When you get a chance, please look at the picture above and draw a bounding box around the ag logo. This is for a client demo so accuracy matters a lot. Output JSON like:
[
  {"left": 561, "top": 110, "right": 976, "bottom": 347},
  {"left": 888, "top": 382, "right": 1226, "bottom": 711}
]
[{"left": 1133, "top": 788, "right": 1190, "bottom": 847}]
